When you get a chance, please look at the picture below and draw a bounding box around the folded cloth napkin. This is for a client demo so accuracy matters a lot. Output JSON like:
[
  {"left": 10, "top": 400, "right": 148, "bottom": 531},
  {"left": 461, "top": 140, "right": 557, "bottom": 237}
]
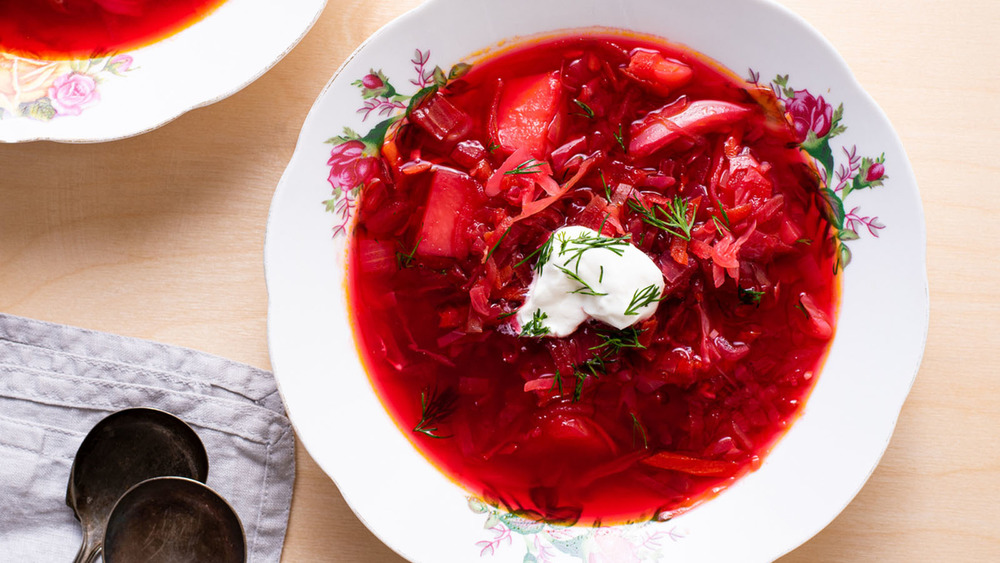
[{"left": 0, "top": 313, "right": 295, "bottom": 562}]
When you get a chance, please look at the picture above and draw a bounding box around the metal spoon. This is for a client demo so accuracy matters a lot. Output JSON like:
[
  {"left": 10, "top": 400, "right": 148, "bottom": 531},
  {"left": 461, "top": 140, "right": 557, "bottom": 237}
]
[
  {"left": 103, "top": 476, "right": 246, "bottom": 563},
  {"left": 66, "top": 408, "right": 209, "bottom": 563}
]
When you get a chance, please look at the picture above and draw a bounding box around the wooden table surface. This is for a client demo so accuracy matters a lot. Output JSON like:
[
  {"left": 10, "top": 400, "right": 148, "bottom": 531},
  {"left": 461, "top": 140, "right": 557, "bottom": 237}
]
[{"left": 1, "top": 0, "right": 997, "bottom": 560}]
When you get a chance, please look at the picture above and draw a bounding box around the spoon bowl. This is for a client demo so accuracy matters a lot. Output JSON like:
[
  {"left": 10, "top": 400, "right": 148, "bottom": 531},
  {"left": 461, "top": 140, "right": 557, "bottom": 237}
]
[
  {"left": 66, "top": 408, "right": 209, "bottom": 563},
  {"left": 103, "top": 476, "right": 246, "bottom": 563}
]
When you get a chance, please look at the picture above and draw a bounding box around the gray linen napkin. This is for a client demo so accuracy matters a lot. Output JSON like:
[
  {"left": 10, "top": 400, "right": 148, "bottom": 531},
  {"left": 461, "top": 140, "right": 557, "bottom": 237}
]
[{"left": 0, "top": 313, "right": 295, "bottom": 562}]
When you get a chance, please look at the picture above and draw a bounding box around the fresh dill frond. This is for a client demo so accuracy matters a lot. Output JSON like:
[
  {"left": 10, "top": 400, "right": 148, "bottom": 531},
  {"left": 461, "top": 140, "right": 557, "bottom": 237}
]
[
  {"left": 738, "top": 286, "right": 765, "bottom": 306},
  {"left": 413, "top": 386, "right": 458, "bottom": 439},
  {"left": 513, "top": 234, "right": 555, "bottom": 272},
  {"left": 555, "top": 265, "right": 607, "bottom": 297},
  {"left": 795, "top": 300, "right": 810, "bottom": 318},
  {"left": 590, "top": 326, "right": 646, "bottom": 355},
  {"left": 631, "top": 413, "right": 649, "bottom": 449},
  {"left": 716, "top": 199, "right": 731, "bottom": 228},
  {"left": 625, "top": 284, "right": 663, "bottom": 316},
  {"left": 600, "top": 171, "right": 612, "bottom": 201},
  {"left": 555, "top": 230, "right": 629, "bottom": 273},
  {"left": 504, "top": 158, "right": 543, "bottom": 176},
  {"left": 396, "top": 237, "right": 422, "bottom": 269},
  {"left": 520, "top": 308, "right": 551, "bottom": 337},
  {"left": 627, "top": 195, "right": 695, "bottom": 241},
  {"left": 484, "top": 226, "right": 512, "bottom": 263},
  {"left": 572, "top": 99, "right": 596, "bottom": 119},
  {"left": 712, "top": 215, "right": 729, "bottom": 234},
  {"left": 614, "top": 123, "right": 627, "bottom": 152}
]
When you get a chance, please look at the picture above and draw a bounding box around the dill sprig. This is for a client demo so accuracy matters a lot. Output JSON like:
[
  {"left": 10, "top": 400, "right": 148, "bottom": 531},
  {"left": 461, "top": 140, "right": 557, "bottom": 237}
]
[
  {"left": 413, "top": 386, "right": 458, "bottom": 439},
  {"left": 497, "top": 309, "right": 518, "bottom": 320},
  {"left": 590, "top": 326, "right": 646, "bottom": 355},
  {"left": 504, "top": 158, "right": 543, "bottom": 176},
  {"left": 712, "top": 215, "right": 730, "bottom": 234},
  {"left": 554, "top": 265, "right": 607, "bottom": 297},
  {"left": 614, "top": 123, "right": 626, "bottom": 152},
  {"left": 484, "top": 226, "right": 512, "bottom": 263},
  {"left": 738, "top": 286, "right": 765, "bottom": 306},
  {"left": 631, "top": 413, "right": 649, "bottom": 449},
  {"left": 520, "top": 308, "right": 551, "bottom": 337},
  {"left": 795, "top": 300, "right": 810, "bottom": 318},
  {"left": 562, "top": 327, "right": 647, "bottom": 402},
  {"left": 627, "top": 195, "right": 695, "bottom": 241},
  {"left": 625, "top": 284, "right": 663, "bottom": 316},
  {"left": 572, "top": 99, "right": 595, "bottom": 119},
  {"left": 556, "top": 230, "right": 629, "bottom": 271},
  {"left": 396, "top": 237, "right": 422, "bottom": 269},
  {"left": 514, "top": 235, "right": 555, "bottom": 272},
  {"left": 573, "top": 356, "right": 605, "bottom": 401},
  {"left": 716, "top": 199, "right": 731, "bottom": 228}
]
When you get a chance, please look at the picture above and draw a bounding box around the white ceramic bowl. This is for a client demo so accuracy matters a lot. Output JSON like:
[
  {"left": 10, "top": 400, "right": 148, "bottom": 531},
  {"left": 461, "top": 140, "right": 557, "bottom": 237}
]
[
  {"left": 0, "top": 0, "right": 326, "bottom": 143},
  {"left": 265, "top": 0, "right": 928, "bottom": 561}
]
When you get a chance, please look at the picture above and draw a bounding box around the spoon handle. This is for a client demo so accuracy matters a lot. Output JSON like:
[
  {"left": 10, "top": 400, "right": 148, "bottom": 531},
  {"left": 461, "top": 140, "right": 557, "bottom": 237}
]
[{"left": 72, "top": 527, "right": 101, "bottom": 563}]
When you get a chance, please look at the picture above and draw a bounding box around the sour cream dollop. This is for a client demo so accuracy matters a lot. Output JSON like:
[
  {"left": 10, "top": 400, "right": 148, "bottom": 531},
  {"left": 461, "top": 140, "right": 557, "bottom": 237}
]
[{"left": 516, "top": 225, "right": 666, "bottom": 338}]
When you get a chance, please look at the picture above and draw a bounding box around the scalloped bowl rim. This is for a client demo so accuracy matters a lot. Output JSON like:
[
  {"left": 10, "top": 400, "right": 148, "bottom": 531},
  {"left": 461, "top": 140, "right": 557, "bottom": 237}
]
[{"left": 264, "top": 1, "right": 928, "bottom": 561}]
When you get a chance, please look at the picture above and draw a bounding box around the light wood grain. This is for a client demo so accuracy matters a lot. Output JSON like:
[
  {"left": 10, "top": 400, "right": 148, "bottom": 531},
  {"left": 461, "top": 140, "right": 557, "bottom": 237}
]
[{"left": 1, "top": 0, "right": 996, "bottom": 561}]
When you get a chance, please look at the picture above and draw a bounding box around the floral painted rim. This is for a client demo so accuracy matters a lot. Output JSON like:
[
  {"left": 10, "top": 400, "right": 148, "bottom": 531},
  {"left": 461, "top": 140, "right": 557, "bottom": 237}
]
[
  {"left": 319, "top": 44, "right": 892, "bottom": 562},
  {"left": 0, "top": 53, "right": 134, "bottom": 122},
  {"left": 0, "top": 0, "right": 328, "bottom": 143}
]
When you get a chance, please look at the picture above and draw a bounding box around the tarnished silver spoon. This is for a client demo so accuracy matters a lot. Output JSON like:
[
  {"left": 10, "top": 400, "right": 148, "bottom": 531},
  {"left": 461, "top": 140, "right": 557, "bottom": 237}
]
[
  {"left": 66, "top": 408, "right": 209, "bottom": 563},
  {"left": 103, "top": 476, "right": 246, "bottom": 563}
]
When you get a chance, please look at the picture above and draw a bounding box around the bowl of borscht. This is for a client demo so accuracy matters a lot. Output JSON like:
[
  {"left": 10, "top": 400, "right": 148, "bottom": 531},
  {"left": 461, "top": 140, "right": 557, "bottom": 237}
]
[
  {"left": 0, "top": 0, "right": 326, "bottom": 142},
  {"left": 265, "top": 0, "right": 928, "bottom": 561}
]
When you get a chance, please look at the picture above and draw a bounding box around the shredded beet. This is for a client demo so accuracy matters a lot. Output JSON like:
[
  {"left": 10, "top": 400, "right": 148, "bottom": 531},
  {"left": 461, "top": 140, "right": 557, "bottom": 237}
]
[{"left": 348, "top": 35, "right": 838, "bottom": 525}]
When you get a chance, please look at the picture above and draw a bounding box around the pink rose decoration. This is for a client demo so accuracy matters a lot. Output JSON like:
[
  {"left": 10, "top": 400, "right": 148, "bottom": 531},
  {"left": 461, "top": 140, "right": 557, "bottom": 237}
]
[
  {"left": 361, "top": 73, "right": 384, "bottom": 89},
  {"left": 327, "top": 140, "right": 378, "bottom": 190},
  {"left": 786, "top": 89, "right": 833, "bottom": 142},
  {"left": 109, "top": 54, "right": 134, "bottom": 73},
  {"left": 589, "top": 531, "right": 642, "bottom": 563},
  {"left": 48, "top": 73, "right": 100, "bottom": 116},
  {"left": 865, "top": 161, "right": 885, "bottom": 182}
]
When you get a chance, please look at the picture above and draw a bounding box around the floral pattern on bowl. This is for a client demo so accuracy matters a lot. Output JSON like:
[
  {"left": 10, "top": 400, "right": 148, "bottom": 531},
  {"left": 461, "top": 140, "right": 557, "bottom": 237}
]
[
  {"left": 0, "top": 54, "right": 133, "bottom": 121},
  {"left": 0, "top": 0, "right": 327, "bottom": 143},
  {"left": 264, "top": 1, "right": 927, "bottom": 562},
  {"left": 470, "top": 497, "right": 687, "bottom": 563},
  {"left": 318, "top": 48, "right": 894, "bottom": 563},
  {"left": 323, "top": 49, "right": 469, "bottom": 236}
]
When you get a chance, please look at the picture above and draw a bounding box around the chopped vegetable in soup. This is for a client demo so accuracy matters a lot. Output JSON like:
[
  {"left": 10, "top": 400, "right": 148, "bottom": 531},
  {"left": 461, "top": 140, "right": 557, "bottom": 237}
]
[{"left": 348, "top": 34, "right": 838, "bottom": 524}]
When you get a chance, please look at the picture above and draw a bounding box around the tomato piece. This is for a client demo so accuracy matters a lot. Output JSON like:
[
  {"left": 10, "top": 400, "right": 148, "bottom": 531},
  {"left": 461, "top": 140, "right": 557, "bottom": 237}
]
[
  {"left": 623, "top": 50, "right": 693, "bottom": 97},
  {"left": 630, "top": 100, "right": 753, "bottom": 158},
  {"left": 417, "top": 169, "right": 476, "bottom": 258},
  {"left": 723, "top": 203, "right": 753, "bottom": 225},
  {"left": 670, "top": 235, "right": 689, "bottom": 265},
  {"left": 496, "top": 71, "right": 564, "bottom": 155}
]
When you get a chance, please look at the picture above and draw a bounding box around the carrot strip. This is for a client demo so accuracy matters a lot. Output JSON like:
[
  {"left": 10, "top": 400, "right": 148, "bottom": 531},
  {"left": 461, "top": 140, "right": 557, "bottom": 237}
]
[{"left": 640, "top": 451, "right": 738, "bottom": 476}]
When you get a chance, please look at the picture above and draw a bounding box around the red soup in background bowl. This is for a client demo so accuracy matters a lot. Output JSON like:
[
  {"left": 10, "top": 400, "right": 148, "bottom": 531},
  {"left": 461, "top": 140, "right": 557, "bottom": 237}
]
[
  {"left": 265, "top": 0, "right": 927, "bottom": 561},
  {"left": 0, "top": 0, "right": 327, "bottom": 142},
  {"left": 0, "top": 0, "right": 226, "bottom": 59}
]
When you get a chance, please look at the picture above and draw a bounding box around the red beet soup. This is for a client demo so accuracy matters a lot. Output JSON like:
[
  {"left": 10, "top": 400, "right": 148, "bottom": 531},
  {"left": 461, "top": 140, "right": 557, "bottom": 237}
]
[{"left": 347, "top": 34, "right": 839, "bottom": 525}]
